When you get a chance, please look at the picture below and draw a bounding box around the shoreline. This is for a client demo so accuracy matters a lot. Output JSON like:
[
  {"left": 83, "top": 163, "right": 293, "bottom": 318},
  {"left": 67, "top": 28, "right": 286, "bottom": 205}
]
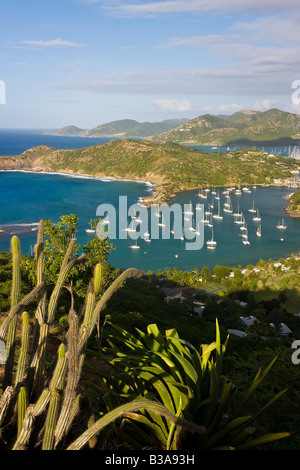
[
  {"left": 284, "top": 190, "right": 300, "bottom": 218},
  {"left": 0, "top": 168, "right": 156, "bottom": 188},
  {"left": 0, "top": 167, "right": 298, "bottom": 209}
]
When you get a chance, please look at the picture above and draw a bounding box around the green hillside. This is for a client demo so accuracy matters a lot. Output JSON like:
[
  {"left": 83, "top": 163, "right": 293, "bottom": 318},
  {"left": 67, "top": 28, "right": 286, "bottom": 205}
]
[
  {"left": 0, "top": 139, "right": 298, "bottom": 204},
  {"left": 147, "top": 108, "right": 300, "bottom": 146},
  {"left": 287, "top": 190, "right": 300, "bottom": 217},
  {"left": 48, "top": 118, "right": 187, "bottom": 138}
]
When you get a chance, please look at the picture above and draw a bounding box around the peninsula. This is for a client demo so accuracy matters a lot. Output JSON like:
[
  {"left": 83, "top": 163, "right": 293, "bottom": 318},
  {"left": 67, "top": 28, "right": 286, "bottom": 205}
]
[{"left": 0, "top": 139, "right": 299, "bottom": 205}]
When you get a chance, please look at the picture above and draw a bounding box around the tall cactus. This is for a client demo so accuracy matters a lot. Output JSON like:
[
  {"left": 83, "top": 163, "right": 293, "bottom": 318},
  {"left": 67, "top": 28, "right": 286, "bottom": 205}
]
[
  {"left": 3, "top": 236, "right": 21, "bottom": 388},
  {"left": 17, "top": 387, "right": 27, "bottom": 437},
  {"left": 15, "top": 312, "right": 30, "bottom": 389},
  {"left": 0, "top": 220, "right": 202, "bottom": 450}
]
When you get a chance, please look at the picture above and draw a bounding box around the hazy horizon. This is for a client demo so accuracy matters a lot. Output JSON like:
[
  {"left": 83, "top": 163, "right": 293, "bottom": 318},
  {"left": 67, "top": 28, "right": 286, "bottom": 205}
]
[{"left": 1, "top": 1, "right": 300, "bottom": 128}]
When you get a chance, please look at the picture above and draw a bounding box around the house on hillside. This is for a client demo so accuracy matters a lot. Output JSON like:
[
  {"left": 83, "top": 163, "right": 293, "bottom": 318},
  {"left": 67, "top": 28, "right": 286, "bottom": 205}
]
[
  {"left": 240, "top": 315, "right": 257, "bottom": 328},
  {"left": 161, "top": 287, "right": 184, "bottom": 303},
  {"left": 193, "top": 301, "right": 206, "bottom": 316},
  {"left": 269, "top": 322, "right": 292, "bottom": 336},
  {"left": 227, "top": 329, "right": 248, "bottom": 338}
]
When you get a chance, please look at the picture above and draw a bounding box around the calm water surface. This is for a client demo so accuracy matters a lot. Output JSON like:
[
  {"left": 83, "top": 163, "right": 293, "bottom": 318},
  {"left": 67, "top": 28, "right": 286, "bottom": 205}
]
[{"left": 0, "top": 130, "right": 299, "bottom": 271}]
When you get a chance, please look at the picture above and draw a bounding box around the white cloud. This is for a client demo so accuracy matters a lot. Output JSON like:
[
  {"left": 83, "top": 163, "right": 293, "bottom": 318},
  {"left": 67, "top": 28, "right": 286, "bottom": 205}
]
[
  {"left": 154, "top": 98, "right": 192, "bottom": 111},
  {"left": 44, "top": 66, "right": 296, "bottom": 97},
  {"left": 232, "top": 13, "right": 300, "bottom": 44},
  {"left": 20, "top": 39, "right": 80, "bottom": 48},
  {"left": 84, "top": 0, "right": 300, "bottom": 17},
  {"left": 160, "top": 34, "right": 250, "bottom": 48}
]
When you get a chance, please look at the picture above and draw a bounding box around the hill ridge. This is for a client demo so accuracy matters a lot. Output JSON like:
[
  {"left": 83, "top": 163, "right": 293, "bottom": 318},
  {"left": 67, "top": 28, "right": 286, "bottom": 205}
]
[
  {"left": 146, "top": 108, "right": 300, "bottom": 146},
  {"left": 45, "top": 118, "right": 188, "bottom": 138}
]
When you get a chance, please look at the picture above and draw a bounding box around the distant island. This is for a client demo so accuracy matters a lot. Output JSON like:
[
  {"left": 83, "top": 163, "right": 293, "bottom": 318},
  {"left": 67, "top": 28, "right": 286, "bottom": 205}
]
[
  {"left": 0, "top": 139, "right": 299, "bottom": 205},
  {"left": 146, "top": 108, "right": 300, "bottom": 146},
  {"left": 46, "top": 108, "right": 300, "bottom": 147},
  {"left": 44, "top": 118, "right": 188, "bottom": 139}
]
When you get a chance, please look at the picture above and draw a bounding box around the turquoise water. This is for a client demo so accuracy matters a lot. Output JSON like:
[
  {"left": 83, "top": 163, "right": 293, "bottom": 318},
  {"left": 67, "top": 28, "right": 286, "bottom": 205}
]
[
  {"left": 0, "top": 171, "right": 299, "bottom": 272},
  {"left": 0, "top": 130, "right": 299, "bottom": 272}
]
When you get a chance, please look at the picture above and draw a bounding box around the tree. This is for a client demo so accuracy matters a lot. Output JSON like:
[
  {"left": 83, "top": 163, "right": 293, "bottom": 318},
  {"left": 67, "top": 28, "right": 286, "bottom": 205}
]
[
  {"left": 21, "top": 214, "right": 117, "bottom": 305},
  {"left": 200, "top": 266, "right": 212, "bottom": 282},
  {"left": 213, "top": 265, "right": 230, "bottom": 282}
]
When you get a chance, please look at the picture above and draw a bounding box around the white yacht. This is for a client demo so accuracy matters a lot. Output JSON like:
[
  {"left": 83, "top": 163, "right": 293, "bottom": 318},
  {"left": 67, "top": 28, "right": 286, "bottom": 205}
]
[
  {"left": 276, "top": 218, "right": 287, "bottom": 230},
  {"left": 248, "top": 201, "right": 256, "bottom": 213},
  {"left": 129, "top": 239, "right": 140, "bottom": 249},
  {"left": 212, "top": 200, "right": 223, "bottom": 220},
  {"left": 253, "top": 209, "right": 261, "bottom": 222},
  {"left": 85, "top": 219, "right": 95, "bottom": 233},
  {"left": 256, "top": 224, "right": 262, "bottom": 237},
  {"left": 206, "top": 228, "right": 217, "bottom": 249}
]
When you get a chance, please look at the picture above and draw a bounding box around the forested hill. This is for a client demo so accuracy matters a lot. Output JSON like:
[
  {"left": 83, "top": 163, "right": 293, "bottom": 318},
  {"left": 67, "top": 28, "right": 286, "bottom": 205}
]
[
  {"left": 146, "top": 108, "right": 300, "bottom": 146},
  {"left": 46, "top": 118, "right": 188, "bottom": 138},
  {"left": 0, "top": 139, "right": 298, "bottom": 204}
]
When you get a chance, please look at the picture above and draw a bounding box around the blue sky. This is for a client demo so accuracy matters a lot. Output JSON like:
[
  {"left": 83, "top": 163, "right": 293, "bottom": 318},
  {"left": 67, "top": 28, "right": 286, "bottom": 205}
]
[{"left": 1, "top": 0, "right": 300, "bottom": 128}]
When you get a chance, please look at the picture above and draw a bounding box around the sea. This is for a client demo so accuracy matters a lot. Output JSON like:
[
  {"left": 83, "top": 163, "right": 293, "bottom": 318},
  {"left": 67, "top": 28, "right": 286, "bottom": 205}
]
[{"left": 0, "top": 129, "right": 299, "bottom": 272}]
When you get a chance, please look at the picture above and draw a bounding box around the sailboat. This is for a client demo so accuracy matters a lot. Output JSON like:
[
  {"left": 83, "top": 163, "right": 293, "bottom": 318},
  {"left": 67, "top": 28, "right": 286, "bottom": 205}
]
[
  {"left": 154, "top": 206, "right": 161, "bottom": 218},
  {"left": 129, "top": 239, "right": 140, "bottom": 250},
  {"left": 242, "top": 224, "right": 248, "bottom": 238},
  {"left": 189, "top": 219, "right": 196, "bottom": 232},
  {"left": 85, "top": 219, "right": 95, "bottom": 233},
  {"left": 243, "top": 236, "right": 250, "bottom": 246},
  {"left": 223, "top": 196, "right": 233, "bottom": 213},
  {"left": 240, "top": 216, "right": 247, "bottom": 230},
  {"left": 276, "top": 218, "right": 287, "bottom": 229},
  {"left": 253, "top": 209, "right": 261, "bottom": 222},
  {"left": 234, "top": 209, "right": 244, "bottom": 224},
  {"left": 125, "top": 216, "right": 136, "bottom": 233},
  {"left": 248, "top": 201, "right": 256, "bottom": 213},
  {"left": 242, "top": 226, "right": 250, "bottom": 245},
  {"left": 213, "top": 200, "right": 223, "bottom": 220},
  {"left": 198, "top": 189, "right": 207, "bottom": 199},
  {"left": 184, "top": 201, "right": 194, "bottom": 215},
  {"left": 206, "top": 228, "right": 217, "bottom": 249},
  {"left": 202, "top": 212, "right": 210, "bottom": 224},
  {"left": 235, "top": 185, "right": 242, "bottom": 195},
  {"left": 158, "top": 215, "right": 165, "bottom": 227},
  {"left": 233, "top": 205, "right": 241, "bottom": 217},
  {"left": 256, "top": 224, "right": 262, "bottom": 237}
]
